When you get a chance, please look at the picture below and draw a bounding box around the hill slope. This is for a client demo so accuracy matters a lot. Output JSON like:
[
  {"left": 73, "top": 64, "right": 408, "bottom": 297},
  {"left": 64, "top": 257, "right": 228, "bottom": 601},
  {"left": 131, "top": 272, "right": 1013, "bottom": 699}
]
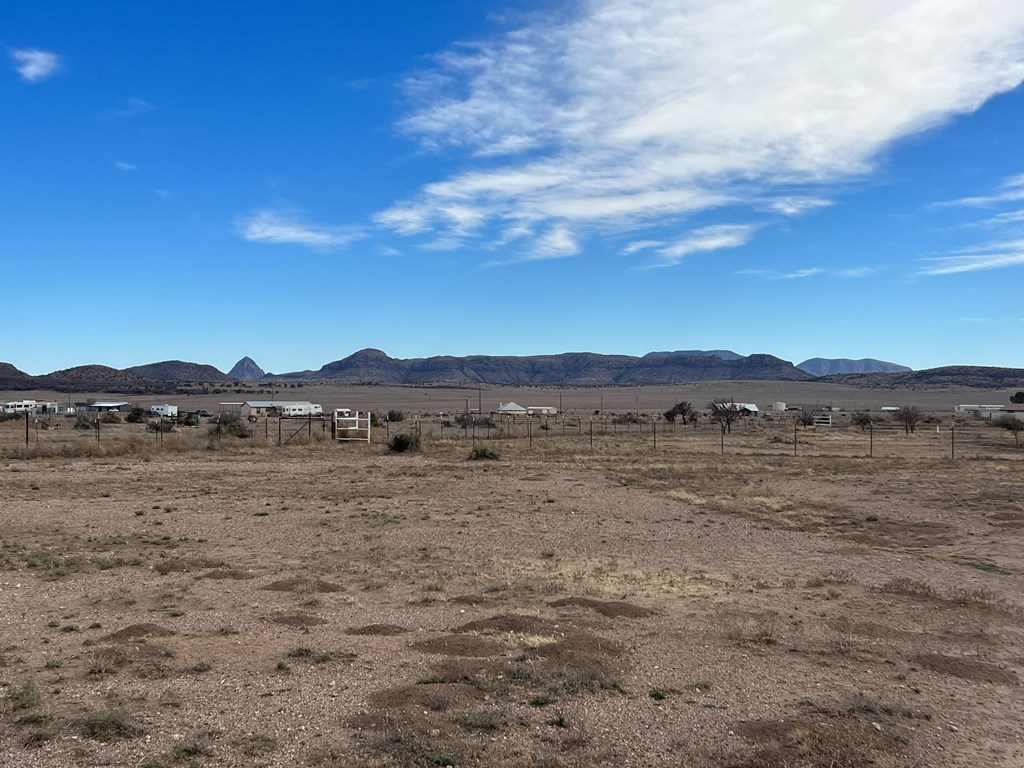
[
  {"left": 228, "top": 356, "right": 266, "bottom": 380},
  {"left": 798, "top": 358, "right": 911, "bottom": 376},
  {"left": 822, "top": 366, "right": 1024, "bottom": 390},
  {"left": 125, "top": 361, "right": 229, "bottom": 381}
]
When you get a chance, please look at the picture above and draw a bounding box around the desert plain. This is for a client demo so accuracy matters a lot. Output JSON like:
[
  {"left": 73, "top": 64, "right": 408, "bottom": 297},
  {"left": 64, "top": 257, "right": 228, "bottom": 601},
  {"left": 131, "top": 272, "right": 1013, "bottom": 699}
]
[{"left": 1, "top": 383, "right": 1023, "bottom": 767}]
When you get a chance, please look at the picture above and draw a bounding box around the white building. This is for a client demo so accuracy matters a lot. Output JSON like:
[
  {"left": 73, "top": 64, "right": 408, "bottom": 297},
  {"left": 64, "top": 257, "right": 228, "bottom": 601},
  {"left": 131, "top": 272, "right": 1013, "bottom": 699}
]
[
  {"left": 148, "top": 404, "right": 179, "bottom": 418},
  {"left": 496, "top": 402, "right": 528, "bottom": 416},
  {"left": 238, "top": 400, "right": 323, "bottom": 418},
  {"left": 527, "top": 406, "right": 557, "bottom": 416}
]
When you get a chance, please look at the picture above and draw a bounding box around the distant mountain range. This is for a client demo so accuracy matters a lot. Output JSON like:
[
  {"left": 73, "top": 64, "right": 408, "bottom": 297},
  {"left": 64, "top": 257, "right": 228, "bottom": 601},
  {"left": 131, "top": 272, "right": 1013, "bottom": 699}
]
[
  {"left": 268, "top": 348, "right": 812, "bottom": 386},
  {"left": 821, "top": 366, "right": 1024, "bottom": 390},
  {"left": 1, "top": 349, "right": 1022, "bottom": 393}
]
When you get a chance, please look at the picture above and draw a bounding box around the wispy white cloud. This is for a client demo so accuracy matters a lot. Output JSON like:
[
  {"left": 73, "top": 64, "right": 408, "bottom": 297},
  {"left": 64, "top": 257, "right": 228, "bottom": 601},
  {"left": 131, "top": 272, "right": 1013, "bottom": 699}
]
[
  {"left": 534, "top": 226, "right": 580, "bottom": 259},
  {"left": 379, "top": 0, "right": 1024, "bottom": 265},
  {"left": 934, "top": 173, "right": 1024, "bottom": 208},
  {"left": 782, "top": 267, "right": 824, "bottom": 279},
  {"left": 11, "top": 48, "right": 61, "bottom": 82},
  {"left": 237, "top": 209, "right": 365, "bottom": 249},
  {"left": 648, "top": 224, "right": 754, "bottom": 267},
  {"left": 762, "top": 197, "right": 833, "bottom": 216},
  {"left": 836, "top": 266, "right": 875, "bottom": 278},
  {"left": 622, "top": 239, "right": 664, "bottom": 255},
  {"left": 737, "top": 265, "right": 874, "bottom": 279},
  {"left": 113, "top": 161, "right": 137, "bottom": 172},
  {"left": 919, "top": 238, "right": 1024, "bottom": 275}
]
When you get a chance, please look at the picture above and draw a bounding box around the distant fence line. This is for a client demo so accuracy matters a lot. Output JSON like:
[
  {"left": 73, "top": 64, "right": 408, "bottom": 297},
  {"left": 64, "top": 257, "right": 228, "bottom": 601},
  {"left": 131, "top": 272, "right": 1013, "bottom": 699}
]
[{"left": 2, "top": 410, "right": 1020, "bottom": 461}]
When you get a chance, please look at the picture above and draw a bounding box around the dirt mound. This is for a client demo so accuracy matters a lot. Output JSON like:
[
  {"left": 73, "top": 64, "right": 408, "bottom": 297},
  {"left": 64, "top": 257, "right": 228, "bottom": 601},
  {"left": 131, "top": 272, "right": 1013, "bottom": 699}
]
[
  {"left": 421, "top": 658, "right": 503, "bottom": 684},
  {"left": 533, "top": 632, "right": 624, "bottom": 677},
  {"left": 410, "top": 634, "right": 504, "bottom": 657},
  {"left": 199, "top": 569, "right": 254, "bottom": 580},
  {"left": 349, "top": 682, "right": 487, "bottom": 735},
  {"left": 370, "top": 682, "right": 486, "bottom": 711},
  {"left": 731, "top": 716, "right": 903, "bottom": 767},
  {"left": 104, "top": 623, "right": 175, "bottom": 642},
  {"left": 266, "top": 612, "right": 327, "bottom": 628},
  {"left": 914, "top": 653, "right": 1019, "bottom": 685},
  {"left": 262, "top": 577, "right": 344, "bottom": 593},
  {"left": 549, "top": 597, "right": 657, "bottom": 619},
  {"left": 455, "top": 613, "right": 560, "bottom": 635},
  {"left": 154, "top": 557, "right": 223, "bottom": 574},
  {"left": 346, "top": 624, "right": 408, "bottom": 636}
]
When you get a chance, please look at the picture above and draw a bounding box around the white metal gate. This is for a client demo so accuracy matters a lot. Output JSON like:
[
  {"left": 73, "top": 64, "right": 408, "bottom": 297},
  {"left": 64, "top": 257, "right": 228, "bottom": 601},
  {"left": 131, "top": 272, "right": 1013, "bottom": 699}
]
[{"left": 333, "top": 409, "right": 372, "bottom": 443}]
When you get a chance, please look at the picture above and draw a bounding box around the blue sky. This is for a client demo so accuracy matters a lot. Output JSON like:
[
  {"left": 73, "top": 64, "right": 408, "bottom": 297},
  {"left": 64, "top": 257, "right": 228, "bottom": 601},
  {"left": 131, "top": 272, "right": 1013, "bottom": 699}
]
[{"left": 4, "top": 0, "right": 1024, "bottom": 376}]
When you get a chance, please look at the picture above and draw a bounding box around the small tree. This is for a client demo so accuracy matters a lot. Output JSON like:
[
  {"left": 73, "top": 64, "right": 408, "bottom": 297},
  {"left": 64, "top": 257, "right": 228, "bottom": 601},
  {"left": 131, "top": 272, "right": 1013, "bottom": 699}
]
[
  {"left": 663, "top": 400, "right": 694, "bottom": 424},
  {"left": 894, "top": 405, "right": 922, "bottom": 435},
  {"left": 1011, "top": 392, "right": 1024, "bottom": 404},
  {"left": 386, "top": 409, "right": 404, "bottom": 422},
  {"left": 708, "top": 399, "right": 741, "bottom": 434},
  {"left": 126, "top": 407, "right": 146, "bottom": 424},
  {"left": 997, "top": 415, "right": 1024, "bottom": 447},
  {"left": 851, "top": 412, "right": 872, "bottom": 431},
  {"left": 794, "top": 407, "right": 817, "bottom": 428}
]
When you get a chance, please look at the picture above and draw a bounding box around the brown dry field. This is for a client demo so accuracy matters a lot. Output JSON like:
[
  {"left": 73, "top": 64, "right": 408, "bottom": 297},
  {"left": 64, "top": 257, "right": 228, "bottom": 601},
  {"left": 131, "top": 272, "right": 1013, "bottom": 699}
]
[
  {"left": 8, "top": 379, "right": 1024, "bottom": 416},
  {"left": 1, "top": 395, "right": 1023, "bottom": 767}
]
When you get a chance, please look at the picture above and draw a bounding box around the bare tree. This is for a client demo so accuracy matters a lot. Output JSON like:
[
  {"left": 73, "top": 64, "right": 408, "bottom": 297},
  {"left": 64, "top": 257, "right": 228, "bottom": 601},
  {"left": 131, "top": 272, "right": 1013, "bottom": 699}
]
[
  {"left": 894, "top": 405, "right": 922, "bottom": 435},
  {"left": 709, "top": 399, "right": 741, "bottom": 434},
  {"left": 997, "top": 415, "right": 1024, "bottom": 448},
  {"left": 794, "top": 407, "right": 817, "bottom": 428},
  {"left": 663, "top": 400, "right": 695, "bottom": 424}
]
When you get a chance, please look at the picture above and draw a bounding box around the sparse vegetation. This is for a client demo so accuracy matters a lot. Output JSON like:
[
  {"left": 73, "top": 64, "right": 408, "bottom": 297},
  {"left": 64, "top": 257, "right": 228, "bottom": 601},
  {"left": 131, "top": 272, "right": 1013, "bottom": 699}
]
[
  {"left": 388, "top": 433, "right": 420, "bottom": 453},
  {"left": 894, "top": 404, "right": 923, "bottom": 434},
  {"left": 709, "top": 398, "right": 741, "bottom": 434},
  {"left": 663, "top": 400, "right": 695, "bottom": 424},
  {"left": 78, "top": 698, "right": 143, "bottom": 742}
]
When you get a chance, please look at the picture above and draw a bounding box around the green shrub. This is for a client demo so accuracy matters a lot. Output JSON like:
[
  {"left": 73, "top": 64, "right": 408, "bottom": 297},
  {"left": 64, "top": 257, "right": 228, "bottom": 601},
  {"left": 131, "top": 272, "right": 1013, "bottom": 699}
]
[
  {"left": 210, "top": 414, "right": 249, "bottom": 438},
  {"left": 388, "top": 434, "right": 420, "bottom": 453},
  {"left": 126, "top": 407, "right": 147, "bottom": 423},
  {"left": 468, "top": 447, "right": 499, "bottom": 460},
  {"left": 386, "top": 409, "right": 404, "bottom": 422},
  {"left": 74, "top": 414, "right": 96, "bottom": 430},
  {"left": 101, "top": 412, "right": 121, "bottom": 424}
]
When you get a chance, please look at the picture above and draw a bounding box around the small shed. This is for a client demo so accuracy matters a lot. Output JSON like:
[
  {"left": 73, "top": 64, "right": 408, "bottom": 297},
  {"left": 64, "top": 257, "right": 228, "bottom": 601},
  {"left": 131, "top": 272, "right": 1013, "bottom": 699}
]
[
  {"left": 527, "top": 406, "right": 557, "bottom": 416},
  {"left": 734, "top": 403, "right": 759, "bottom": 416}
]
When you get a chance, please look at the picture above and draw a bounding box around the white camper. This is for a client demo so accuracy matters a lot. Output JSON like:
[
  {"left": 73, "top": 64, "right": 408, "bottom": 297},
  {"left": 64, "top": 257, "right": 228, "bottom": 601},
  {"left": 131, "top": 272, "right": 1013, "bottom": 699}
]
[{"left": 148, "top": 404, "right": 179, "bottom": 418}]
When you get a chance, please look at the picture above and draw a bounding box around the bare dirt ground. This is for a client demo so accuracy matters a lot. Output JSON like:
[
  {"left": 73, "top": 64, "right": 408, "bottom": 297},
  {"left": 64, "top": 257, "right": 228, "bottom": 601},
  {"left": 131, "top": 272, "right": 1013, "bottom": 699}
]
[{"left": 1, "top": 425, "right": 1022, "bottom": 767}]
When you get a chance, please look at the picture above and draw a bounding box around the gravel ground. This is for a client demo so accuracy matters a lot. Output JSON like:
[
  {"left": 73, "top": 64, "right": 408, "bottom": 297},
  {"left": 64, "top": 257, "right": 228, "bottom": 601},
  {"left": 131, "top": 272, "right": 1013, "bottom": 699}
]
[{"left": 1, "top": 439, "right": 1022, "bottom": 767}]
